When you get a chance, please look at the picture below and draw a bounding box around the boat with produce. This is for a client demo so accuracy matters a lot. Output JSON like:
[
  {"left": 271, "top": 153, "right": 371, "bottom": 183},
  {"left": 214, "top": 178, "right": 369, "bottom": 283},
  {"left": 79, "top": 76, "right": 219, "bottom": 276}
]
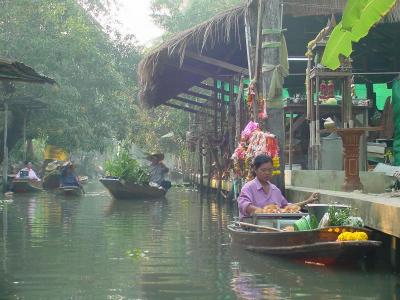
[
  {"left": 229, "top": 204, "right": 381, "bottom": 264},
  {"left": 100, "top": 150, "right": 167, "bottom": 200},
  {"left": 11, "top": 179, "right": 43, "bottom": 193},
  {"left": 100, "top": 177, "right": 166, "bottom": 199}
]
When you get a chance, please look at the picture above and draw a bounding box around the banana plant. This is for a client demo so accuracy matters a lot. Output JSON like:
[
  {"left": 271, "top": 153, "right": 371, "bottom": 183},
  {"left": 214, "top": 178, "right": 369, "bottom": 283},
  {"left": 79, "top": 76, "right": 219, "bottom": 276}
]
[{"left": 321, "top": 0, "right": 397, "bottom": 70}]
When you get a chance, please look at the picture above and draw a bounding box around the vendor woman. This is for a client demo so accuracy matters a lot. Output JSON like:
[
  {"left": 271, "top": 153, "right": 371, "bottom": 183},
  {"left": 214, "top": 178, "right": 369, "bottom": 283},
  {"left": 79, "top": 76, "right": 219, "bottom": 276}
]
[{"left": 238, "top": 154, "right": 319, "bottom": 220}]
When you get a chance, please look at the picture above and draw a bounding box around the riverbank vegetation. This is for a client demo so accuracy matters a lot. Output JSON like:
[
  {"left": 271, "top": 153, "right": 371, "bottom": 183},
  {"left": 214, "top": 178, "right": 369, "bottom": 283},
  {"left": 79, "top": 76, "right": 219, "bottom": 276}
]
[{"left": 0, "top": 0, "right": 242, "bottom": 169}]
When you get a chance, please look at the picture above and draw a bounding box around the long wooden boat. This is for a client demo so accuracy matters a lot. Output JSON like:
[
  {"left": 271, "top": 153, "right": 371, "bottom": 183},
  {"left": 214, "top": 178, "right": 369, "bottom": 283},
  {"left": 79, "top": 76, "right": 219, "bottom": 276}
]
[
  {"left": 99, "top": 177, "right": 166, "bottom": 200},
  {"left": 57, "top": 185, "right": 84, "bottom": 197},
  {"left": 228, "top": 224, "right": 381, "bottom": 264},
  {"left": 11, "top": 179, "right": 43, "bottom": 193},
  {"left": 42, "top": 170, "right": 61, "bottom": 190}
]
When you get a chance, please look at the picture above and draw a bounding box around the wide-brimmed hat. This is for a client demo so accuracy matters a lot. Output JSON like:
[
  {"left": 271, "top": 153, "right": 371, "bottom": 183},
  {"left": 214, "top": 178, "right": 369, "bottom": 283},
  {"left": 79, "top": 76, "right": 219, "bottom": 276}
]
[
  {"left": 45, "top": 160, "right": 62, "bottom": 172},
  {"left": 146, "top": 152, "right": 164, "bottom": 161}
]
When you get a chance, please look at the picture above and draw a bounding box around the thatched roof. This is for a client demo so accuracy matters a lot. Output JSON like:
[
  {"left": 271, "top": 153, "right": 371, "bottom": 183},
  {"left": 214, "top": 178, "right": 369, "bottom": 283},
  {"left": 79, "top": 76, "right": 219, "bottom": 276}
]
[
  {"left": 0, "top": 57, "right": 56, "bottom": 85},
  {"left": 138, "top": 0, "right": 400, "bottom": 108}
]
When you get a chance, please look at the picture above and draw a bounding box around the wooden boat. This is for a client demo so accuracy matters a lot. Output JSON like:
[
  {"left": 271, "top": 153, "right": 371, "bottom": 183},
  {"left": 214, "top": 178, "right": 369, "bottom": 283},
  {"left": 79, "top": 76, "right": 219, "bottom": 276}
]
[
  {"left": 43, "top": 172, "right": 88, "bottom": 189},
  {"left": 11, "top": 179, "right": 43, "bottom": 193},
  {"left": 99, "top": 177, "right": 166, "bottom": 200},
  {"left": 228, "top": 223, "right": 381, "bottom": 264},
  {"left": 42, "top": 170, "right": 61, "bottom": 190},
  {"left": 57, "top": 185, "right": 83, "bottom": 197}
]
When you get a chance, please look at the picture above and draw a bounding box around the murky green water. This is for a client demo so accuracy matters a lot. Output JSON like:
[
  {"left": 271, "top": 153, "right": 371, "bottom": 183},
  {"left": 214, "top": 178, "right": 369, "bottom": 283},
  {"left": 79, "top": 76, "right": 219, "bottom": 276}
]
[{"left": 0, "top": 183, "right": 399, "bottom": 300}]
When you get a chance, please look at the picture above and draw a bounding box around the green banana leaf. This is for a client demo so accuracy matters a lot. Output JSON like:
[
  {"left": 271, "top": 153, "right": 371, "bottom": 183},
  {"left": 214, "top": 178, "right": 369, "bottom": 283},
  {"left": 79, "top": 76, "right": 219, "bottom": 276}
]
[
  {"left": 351, "top": 0, "right": 397, "bottom": 42},
  {"left": 321, "top": 0, "right": 396, "bottom": 70},
  {"left": 321, "top": 23, "right": 353, "bottom": 70},
  {"left": 341, "top": 0, "right": 364, "bottom": 30}
]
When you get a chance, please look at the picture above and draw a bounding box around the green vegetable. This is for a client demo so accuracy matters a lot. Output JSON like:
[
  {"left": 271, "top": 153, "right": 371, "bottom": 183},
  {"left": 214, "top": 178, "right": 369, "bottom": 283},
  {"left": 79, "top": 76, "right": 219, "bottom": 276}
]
[
  {"left": 328, "top": 206, "right": 351, "bottom": 226},
  {"left": 105, "top": 150, "right": 149, "bottom": 185}
]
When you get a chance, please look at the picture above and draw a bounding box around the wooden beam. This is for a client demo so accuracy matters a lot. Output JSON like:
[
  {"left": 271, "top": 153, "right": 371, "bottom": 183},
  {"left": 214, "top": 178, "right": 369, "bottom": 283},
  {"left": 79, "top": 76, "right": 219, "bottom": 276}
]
[
  {"left": 185, "top": 51, "right": 249, "bottom": 75},
  {"left": 184, "top": 90, "right": 229, "bottom": 105},
  {"left": 163, "top": 102, "right": 204, "bottom": 114},
  {"left": 174, "top": 96, "right": 214, "bottom": 110},
  {"left": 197, "top": 82, "right": 239, "bottom": 95}
]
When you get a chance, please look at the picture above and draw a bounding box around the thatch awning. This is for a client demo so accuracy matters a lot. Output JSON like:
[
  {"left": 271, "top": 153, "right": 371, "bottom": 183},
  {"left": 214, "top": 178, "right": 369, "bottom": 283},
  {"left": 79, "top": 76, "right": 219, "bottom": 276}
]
[
  {"left": 138, "top": 0, "right": 400, "bottom": 109},
  {"left": 0, "top": 57, "right": 56, "bottom": 85}
]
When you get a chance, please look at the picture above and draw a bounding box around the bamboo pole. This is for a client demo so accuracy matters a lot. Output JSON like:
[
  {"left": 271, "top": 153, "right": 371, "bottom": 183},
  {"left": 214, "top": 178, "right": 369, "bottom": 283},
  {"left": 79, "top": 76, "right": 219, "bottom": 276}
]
[{"left": 2, "top": 103, "right": 8, "bottom": 193}]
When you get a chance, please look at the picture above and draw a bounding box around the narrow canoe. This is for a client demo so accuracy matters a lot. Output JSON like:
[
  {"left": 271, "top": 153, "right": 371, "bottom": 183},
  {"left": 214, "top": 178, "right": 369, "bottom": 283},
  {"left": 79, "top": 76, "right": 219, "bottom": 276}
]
[
  {"left": 57, "top": 185, "right": 83, "bottom": 197},
  {"left": 11, "top": 179, "right": 43, "bottom": 193},
  {"left": 99, "top": 177, "right": 166, "bottom": 200},
  {"left": 228, "top": 224, "right": 381, "bottom": 263}
]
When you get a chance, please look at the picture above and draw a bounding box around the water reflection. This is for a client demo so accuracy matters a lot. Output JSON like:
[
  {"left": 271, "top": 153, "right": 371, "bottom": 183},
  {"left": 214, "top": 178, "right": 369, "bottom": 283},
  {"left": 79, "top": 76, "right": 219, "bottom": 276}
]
[
  {"left": 0, "top": 185, "right": 398, "bottom": 299},
  {"left": 230, "top": 246, "right": 400, "bottom": 300}
]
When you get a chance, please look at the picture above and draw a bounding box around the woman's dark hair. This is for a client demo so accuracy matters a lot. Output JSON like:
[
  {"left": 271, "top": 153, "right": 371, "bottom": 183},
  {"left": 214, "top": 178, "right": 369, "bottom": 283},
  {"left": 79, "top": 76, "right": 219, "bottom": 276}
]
[{"left": 253, "top": 154, "right": 273, "bottom": 170}]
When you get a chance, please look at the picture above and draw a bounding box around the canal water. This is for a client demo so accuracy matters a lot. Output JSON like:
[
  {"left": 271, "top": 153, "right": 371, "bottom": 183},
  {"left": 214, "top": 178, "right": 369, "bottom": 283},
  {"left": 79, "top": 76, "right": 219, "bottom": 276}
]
[{"left": 0, "top": 183, "right": 399, "bottom": 299}]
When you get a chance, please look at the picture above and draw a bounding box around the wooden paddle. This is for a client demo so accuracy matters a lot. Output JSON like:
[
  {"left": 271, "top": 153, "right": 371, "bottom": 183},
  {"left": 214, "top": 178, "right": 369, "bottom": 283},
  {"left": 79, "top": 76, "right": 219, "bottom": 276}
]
[{"left": 238, "top": 222, "right": 283, "bottom": 232}]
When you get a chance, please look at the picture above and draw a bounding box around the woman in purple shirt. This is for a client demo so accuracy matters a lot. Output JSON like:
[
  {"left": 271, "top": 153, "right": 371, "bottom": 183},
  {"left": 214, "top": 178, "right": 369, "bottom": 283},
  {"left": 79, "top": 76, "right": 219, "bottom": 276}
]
[{"left": 238, "top": 154, "right": 318, "bottom": 220}]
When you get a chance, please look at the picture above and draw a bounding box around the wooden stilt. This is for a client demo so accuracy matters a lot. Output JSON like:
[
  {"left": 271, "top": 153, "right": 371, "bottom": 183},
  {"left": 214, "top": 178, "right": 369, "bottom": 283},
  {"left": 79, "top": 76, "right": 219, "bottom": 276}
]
[{"left": 2, "top": 103, "right": 8, "bottom": 193}]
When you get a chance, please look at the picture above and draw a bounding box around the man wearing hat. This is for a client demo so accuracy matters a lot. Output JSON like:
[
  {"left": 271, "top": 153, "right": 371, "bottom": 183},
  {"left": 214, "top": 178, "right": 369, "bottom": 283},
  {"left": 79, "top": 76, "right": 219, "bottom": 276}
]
[{"left": 148, "top": 153, "right": 171, "bottom": 190}]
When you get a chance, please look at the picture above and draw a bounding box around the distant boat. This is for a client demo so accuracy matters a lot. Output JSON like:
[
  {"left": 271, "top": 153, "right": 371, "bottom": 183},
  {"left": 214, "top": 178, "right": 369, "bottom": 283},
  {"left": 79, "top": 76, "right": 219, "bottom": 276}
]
[
  {"left": 99, "top": 177, "right": 166, "bottom": 200},
  {"left": 11, "top": 179, "right": 43, "bottom": 193},
  {"left": 57, "top": 185, "right": 83, "bottom": 197},
  {"left": 43, "top": 172, "right": 88, "bottom": 190}
]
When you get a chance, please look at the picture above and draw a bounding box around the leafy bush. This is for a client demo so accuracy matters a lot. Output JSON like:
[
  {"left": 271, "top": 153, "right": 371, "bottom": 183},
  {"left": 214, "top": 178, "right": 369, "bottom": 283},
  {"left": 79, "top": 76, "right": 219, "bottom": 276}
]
[{"left": 105, "top": 151, "right": 149, "bottom": 185}]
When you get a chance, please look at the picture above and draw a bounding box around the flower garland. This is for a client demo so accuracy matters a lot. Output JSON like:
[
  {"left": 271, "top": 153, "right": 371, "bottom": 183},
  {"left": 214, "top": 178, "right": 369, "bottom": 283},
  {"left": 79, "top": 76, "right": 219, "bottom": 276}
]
[{"left": 231, "top": 121, "right": 281, "bottom": 180}]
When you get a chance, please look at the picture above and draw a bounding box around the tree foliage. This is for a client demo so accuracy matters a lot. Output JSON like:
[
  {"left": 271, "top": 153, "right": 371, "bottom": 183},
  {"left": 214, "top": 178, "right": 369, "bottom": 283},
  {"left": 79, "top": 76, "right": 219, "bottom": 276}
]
[
  {"left": 150, "top": 0, "right": 243, "bottom": 35},
  {"left": 0, "top": 0, "right": 141, "bottom": 153}
]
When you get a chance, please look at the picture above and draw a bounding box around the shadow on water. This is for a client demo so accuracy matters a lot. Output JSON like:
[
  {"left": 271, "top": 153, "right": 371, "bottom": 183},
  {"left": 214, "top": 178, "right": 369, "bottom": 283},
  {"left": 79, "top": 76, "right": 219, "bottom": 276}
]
[{"left": 230, "top": 241, "right": 400, "bottom": 300}]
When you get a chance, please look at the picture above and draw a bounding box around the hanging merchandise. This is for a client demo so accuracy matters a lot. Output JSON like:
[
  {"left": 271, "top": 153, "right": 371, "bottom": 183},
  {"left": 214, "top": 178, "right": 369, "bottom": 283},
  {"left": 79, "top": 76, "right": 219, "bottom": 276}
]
[
  {"left": 231, "top": 121, "right": 281, "bottom": 180},
  {"left": 258, "top": 97, "right": 268, "bottom": 120},
  {"left": 247, "top": 83, "right": 256, "bottom": 108}
]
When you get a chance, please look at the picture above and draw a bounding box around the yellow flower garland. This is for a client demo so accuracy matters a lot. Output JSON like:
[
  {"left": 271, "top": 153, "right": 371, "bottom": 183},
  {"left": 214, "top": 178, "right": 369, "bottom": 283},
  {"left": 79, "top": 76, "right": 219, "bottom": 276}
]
[{"left": 337, "top": 231, "right": 368, "bottom": 241}]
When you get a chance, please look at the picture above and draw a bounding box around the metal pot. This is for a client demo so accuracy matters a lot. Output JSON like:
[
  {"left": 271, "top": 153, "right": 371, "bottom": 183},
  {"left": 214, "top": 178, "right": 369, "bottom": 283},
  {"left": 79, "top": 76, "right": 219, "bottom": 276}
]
[{"left": 305, "top": 203, "right": 351, "bottom": 222}]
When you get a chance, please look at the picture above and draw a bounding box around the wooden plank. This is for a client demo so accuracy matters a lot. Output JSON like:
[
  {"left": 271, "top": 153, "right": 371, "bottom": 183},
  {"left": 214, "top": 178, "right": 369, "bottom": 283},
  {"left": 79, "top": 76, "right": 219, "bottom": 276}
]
[
  {"left": 197, "top": 82, "right": 239, "bottom": 95},
  {"left": 184, "top": 90, "right": 219, "bottom": 102},
  {"left": 185, "top": 51, "right": 249, "bottom": 75},
  {"left": 174, "top": 96, "right": 214, "bottom": 110},
  {"left": 163, "top": 102, "right": 205, "bottom": 114}
]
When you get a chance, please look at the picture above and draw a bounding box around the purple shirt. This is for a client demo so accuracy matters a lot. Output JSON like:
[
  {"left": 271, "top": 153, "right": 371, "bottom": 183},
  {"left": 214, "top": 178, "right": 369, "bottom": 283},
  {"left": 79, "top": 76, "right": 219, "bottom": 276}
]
[{"left": 237, "top": 178, "right": 288, "bottom": 219}]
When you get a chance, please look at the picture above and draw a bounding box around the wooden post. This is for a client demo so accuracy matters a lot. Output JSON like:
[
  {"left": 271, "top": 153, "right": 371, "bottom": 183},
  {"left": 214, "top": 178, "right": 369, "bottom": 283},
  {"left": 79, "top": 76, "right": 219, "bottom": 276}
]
[
  {"left": 2, "top": 103, "right": 8, "bottom": 193},
  {"left": 22, "top": 110, "right": 27, "bottom": 162},
  {"left": 315, "top": 75, "right": 320, "bottom": 170},
  {"left": 235, "top": 77, "right": 244, "bottom": 145},
  {"left": 229, "top": 79, "right": 235, "bottom": 153},
  {"left": 289, "top": 112, "right": 293, "bottom": 170},
  {"left": 207, "top": 150, "right": 212, "bottom": 193},
  {"left": 260, "top": 0, "right": 285, "bottom": 191},
  {"left": 198, "top": 138, "right": 203, "bottom": 193}
]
